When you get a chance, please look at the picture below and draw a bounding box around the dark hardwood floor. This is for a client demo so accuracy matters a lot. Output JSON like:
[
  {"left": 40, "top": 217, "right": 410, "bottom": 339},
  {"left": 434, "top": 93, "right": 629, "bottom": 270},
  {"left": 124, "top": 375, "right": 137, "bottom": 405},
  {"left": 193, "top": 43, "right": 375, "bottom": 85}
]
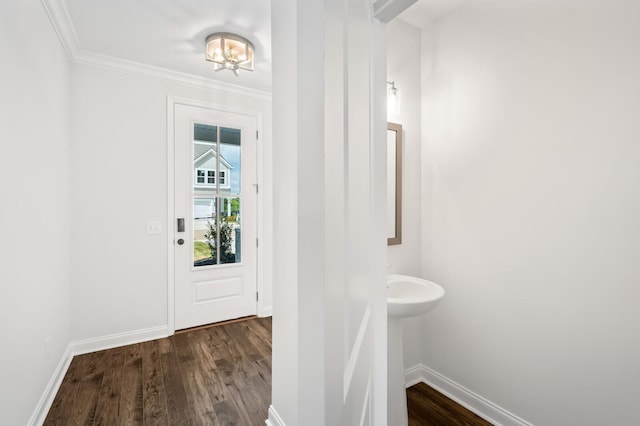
[
  {"left": 407, "top": 382, "right": 493, "bottom": 426},
  {"left": 44, "top": 317, "right": 272, "bottom": 425},
  {"left": 45, "top": 317, "right": 491, "bottom": 425}
]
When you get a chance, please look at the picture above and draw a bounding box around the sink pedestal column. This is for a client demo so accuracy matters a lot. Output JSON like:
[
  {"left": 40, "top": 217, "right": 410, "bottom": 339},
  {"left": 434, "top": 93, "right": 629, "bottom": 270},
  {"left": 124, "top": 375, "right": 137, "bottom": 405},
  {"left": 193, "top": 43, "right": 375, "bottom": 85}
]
[
  {"left": 386, "top": 274, "right": 445, "bottom": 425},
  {"left": 388, "top": 318, "right": 408, "bottom": 426}
]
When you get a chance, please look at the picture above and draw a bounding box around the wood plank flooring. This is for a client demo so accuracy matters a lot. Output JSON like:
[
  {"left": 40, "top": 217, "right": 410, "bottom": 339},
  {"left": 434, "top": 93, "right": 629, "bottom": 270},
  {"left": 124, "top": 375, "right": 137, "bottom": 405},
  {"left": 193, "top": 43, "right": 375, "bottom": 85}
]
[
  {"left": 407, "top": 382, "right": 494, "bottom": 426},
  {"left": 44, "top": 317, "right": 272, "bottom": 426},
  {"left": 45, "top": 317, "right": 491, "bottom": 425}
]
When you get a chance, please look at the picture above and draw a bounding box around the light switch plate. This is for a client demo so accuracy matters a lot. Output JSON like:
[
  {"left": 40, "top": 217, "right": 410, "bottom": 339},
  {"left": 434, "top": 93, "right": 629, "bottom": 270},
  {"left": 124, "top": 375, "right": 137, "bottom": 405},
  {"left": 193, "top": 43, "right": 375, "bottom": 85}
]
[{"left": 146, "top": 220, "right": 161, "bottom": 235}]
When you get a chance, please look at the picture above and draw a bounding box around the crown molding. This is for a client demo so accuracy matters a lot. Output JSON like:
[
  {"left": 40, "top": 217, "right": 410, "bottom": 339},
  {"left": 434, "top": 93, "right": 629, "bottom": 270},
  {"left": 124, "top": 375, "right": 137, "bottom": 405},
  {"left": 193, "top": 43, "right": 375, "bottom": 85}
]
[
  {"left": 41, "top": 0, "right": 81, "bottom": 58},
  {"left": 373, "top": 0, "right": 419, "bottom": 22},
  {"left": 73, "top": 49, "right": 272, "bottom": 100},
  {"left": 40, "top": 0, "right": 272, "bottom": 100}
]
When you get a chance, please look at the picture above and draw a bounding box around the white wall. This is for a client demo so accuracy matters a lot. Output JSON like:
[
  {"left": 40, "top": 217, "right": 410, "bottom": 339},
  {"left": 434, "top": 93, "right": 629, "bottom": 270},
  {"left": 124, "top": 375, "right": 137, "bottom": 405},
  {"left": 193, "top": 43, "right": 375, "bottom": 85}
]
[
  {"left": 420, "top": 1, "right": 640, "bottom": 424},
  {"left": 386, "top": 20, "right": 422, "bottom": 278},
  {"left": 270, "top": 0, "right": 299, "bottom": 422},
  {"left": 385, "top": 19, "right": 424, "bottom": 372},
  {"left": 0, "top": 0, "right": 72, "bottom": 423},
  {"left": 271, "top": 0, "right": 388, "bottom": 424},
  {"left": 70, "top": 64, "right": 272, "bottom": 340}
]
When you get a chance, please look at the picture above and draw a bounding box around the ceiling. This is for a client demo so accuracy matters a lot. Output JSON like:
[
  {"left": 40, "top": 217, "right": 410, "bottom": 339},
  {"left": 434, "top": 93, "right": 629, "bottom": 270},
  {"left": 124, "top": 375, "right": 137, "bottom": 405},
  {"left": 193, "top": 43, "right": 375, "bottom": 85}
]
[
  {"left": 57, "top": 0, "right": 461, "bottom": 91},
  {"left": 62, "top": 0, "right": 272, "bottom": 91}
]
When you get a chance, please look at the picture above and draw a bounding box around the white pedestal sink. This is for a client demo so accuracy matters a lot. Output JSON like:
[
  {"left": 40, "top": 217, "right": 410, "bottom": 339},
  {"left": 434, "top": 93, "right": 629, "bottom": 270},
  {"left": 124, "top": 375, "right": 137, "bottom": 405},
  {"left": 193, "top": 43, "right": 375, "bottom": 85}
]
[{"left": 387, "top": 274, "right": 445, "bottom": 426}]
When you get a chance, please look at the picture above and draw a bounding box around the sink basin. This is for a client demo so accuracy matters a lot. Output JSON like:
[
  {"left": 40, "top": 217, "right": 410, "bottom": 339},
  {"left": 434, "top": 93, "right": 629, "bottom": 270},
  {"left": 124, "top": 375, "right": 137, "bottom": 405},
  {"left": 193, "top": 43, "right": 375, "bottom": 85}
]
[{"left": 387, "top": 274, "right": 445, "bottom": 318}]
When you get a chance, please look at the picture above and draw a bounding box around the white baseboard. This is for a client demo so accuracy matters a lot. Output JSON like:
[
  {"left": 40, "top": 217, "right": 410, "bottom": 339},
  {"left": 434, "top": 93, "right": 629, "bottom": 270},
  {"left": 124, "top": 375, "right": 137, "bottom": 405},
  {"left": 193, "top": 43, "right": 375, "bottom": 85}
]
[
  {"left": 404, "top": 364, "right": 427, "bottom": 388},
  {"left": 405, "top": 364, "right": 533, "bottom": 426},
  {"left": 266, "top": 405, "right": 285, "bottom": 426},
  {"left": 28, "top": 344, "right": 74, "bottom": 426},
  {"left": 70, "top": 325, "right": 170, "bottom": 356},
  {"left": 30, "top": 325, "right": 171, "bottom": 425},
  {"left": 259, "top": 305, "right": 273, "bottom": 318}
]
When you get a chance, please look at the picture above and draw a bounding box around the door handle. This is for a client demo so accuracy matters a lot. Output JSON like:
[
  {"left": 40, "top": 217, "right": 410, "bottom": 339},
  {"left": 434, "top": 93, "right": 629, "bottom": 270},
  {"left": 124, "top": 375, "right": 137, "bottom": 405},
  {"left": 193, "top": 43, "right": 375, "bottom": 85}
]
[
  {"left": 177, "top": 238, "right": 184, "bottom": 245},
  {"left": 177, "top": 218, "right": 185, "bottom": 232}
]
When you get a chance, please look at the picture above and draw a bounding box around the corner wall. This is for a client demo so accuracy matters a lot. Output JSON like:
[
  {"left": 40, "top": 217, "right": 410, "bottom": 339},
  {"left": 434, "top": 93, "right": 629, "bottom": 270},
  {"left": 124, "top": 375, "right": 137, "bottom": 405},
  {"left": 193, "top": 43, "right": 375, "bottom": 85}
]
[
  {"left": 0, "top": 1, "right": 72, "bottom": 423},
  {"left": 386, "top": 20, "right": 423, "bottom": 277},
  {"left": 420, "top": 2, "right": 640, "bottom": 424},
  {"left": 271, "top": 0, "right": 388, "bottom": 423}
]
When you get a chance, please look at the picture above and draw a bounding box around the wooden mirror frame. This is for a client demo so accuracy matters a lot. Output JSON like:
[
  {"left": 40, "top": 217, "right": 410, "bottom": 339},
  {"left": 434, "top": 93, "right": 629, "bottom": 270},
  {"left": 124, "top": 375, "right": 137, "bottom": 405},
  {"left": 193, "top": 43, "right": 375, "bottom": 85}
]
[{"left": 387, "top": 122, "right": 402, "bottom": 246}]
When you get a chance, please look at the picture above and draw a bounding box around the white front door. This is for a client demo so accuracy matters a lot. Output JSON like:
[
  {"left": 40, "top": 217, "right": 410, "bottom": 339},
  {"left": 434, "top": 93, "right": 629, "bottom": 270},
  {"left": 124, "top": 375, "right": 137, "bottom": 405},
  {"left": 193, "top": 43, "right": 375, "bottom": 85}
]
[{"left": 174, "top": 103, "right": 257, "bottom": 330}]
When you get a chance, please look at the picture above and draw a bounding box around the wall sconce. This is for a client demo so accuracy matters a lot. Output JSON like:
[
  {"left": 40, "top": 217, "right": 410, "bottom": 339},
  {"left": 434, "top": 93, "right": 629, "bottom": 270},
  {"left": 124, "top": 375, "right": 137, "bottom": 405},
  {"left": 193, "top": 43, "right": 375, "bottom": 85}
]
[
  {"left": 205, "top": 32, "right": 255, "bottom": 76},
  {"left": 387, "top": 81, "right": 400, "bottom": 115}
]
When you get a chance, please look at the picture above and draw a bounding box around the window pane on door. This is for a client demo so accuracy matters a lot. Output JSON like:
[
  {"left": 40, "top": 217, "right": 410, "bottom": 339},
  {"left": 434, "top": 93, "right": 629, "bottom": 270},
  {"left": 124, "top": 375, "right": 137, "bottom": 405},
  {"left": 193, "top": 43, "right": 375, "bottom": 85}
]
[
  {"left": 193, "top": 198, "right": 215, "bottom": 266},
  {"left": 220, "top": 196, "right": 241, "bottom": 264},
  {"left": 192, "top": 123, "right": 242, "bottom": 267},
  {"left": 219, "top": 128, "right": 241, "bottom": 193}
]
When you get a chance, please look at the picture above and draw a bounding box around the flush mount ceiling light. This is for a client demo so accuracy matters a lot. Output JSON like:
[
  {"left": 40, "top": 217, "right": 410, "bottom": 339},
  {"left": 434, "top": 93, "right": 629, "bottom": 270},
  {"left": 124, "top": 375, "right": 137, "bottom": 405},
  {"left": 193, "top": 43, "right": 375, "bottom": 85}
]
[{"left": 205, "top": 32, "right": 255, "bottom": 76}]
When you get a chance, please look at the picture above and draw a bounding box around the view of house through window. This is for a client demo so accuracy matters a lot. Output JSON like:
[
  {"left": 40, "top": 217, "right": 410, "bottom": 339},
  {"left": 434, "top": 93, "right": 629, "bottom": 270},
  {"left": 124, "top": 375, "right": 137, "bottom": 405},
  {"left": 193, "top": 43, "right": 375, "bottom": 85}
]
[{"left": 193, "top": 123, "right": 242, "bottom": 266}]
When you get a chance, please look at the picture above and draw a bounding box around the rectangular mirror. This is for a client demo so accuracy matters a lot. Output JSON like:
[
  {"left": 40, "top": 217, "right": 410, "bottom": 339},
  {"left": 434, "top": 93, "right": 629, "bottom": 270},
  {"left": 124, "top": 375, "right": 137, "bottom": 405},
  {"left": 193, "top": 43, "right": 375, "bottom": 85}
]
[{"left": 387, "top": 122, "right": 402, "bottom": 245}]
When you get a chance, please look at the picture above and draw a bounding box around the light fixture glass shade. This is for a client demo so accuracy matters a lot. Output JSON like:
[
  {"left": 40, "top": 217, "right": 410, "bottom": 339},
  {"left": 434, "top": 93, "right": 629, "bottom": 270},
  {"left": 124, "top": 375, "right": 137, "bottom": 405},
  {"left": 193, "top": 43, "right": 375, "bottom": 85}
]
[
  {"left": 387, "top": 82, "right": 400, "bottom": 116},
  {"left": 205, "top": 32, "right": 255, "bottom": 76}
]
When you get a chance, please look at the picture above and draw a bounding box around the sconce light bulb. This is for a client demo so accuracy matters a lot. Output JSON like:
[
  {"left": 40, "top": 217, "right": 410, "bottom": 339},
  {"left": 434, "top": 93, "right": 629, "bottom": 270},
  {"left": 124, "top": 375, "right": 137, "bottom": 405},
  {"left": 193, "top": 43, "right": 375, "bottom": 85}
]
[{"left": 387, "top": 88, "right": 400, "bottom": 116}]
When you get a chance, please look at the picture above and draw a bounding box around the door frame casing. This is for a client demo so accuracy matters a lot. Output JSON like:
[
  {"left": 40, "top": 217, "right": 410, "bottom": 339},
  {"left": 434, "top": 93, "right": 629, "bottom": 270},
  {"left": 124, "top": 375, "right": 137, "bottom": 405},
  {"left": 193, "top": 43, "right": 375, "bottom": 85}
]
[{"left": 167, "top": 95, "right": 264, "bottom": 334}]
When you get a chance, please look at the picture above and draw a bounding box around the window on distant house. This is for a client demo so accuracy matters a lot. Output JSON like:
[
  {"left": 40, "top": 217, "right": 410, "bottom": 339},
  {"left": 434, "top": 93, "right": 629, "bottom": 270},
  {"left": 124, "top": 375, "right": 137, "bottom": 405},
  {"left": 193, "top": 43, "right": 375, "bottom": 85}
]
[
  {"left": 195, "top": 168, "right": 215, "bottom": 186},
  {"left": 219, "top": 170, "right": 226, "bottom": 185}
]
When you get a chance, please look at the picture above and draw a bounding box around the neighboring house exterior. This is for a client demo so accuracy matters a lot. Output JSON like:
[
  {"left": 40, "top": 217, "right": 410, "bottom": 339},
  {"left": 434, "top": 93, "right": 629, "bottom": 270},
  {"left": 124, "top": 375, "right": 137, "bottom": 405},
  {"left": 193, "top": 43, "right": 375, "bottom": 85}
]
[
  {"left": 193, "top": 141, "right": 236, "bottom": 238},
  {"left": 194, "top": 141, "right": 233, "bottom": 196},
  {"left": 193, "top": 141, "right": 234, "bottom": 219}
]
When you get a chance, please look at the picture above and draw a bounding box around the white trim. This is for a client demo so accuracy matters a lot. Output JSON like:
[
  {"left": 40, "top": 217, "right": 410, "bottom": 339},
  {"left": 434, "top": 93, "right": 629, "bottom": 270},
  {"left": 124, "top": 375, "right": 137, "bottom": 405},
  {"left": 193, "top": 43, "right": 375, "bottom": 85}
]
[
  {"left": 359, "top": 375, "right": 372, "bottom": 426},
  {"left": 40, "top": 0, "right": 271, "bottom": 100},
  {"left": 266, "top": 405, "right": 286, "bottom": 426},
  {"left": 254, "top": 113, "right": 268, "bottom": 325},
  {"left": 404, "top": 364, "right": 425, "bottom": 388},
  {"left": 169, "top": 96, "right": 264, "bottom": 119},
  {"left": 344, "top": 305, "right": 372, "bottom": 402},
  {"left": 74, "top": 51, "right": 272, "bottom": 100},
  {"left": 28, "top": 345, "right": 73, "bottom": 426},
  {"left": 372, "top": 0, "right": 418, "bottom": 23},
  {"left": 40, "top": 0, "right": 80, "bottom": 59},
  {"left": 258, "top": 305, "right": 273, "bottom": 317},
  {"left": 29, "top": 325, "right": 171, "bottom": 425},
  {"left": 70, "top": 325, "right": 170, "bottom": 356},
  {"left": 167, "top": 97, "right": 177, "bottom": 335},
  {"left": 404, "top": 364, "right": 534, "bottom": 426}
]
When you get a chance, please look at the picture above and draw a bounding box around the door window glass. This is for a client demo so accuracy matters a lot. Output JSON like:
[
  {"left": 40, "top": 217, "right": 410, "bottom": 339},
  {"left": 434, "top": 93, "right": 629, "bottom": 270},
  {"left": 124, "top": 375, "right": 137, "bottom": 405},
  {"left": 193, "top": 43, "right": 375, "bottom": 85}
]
[{"left": 193, "top": 124, "right": 242, "bottom": 267}]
